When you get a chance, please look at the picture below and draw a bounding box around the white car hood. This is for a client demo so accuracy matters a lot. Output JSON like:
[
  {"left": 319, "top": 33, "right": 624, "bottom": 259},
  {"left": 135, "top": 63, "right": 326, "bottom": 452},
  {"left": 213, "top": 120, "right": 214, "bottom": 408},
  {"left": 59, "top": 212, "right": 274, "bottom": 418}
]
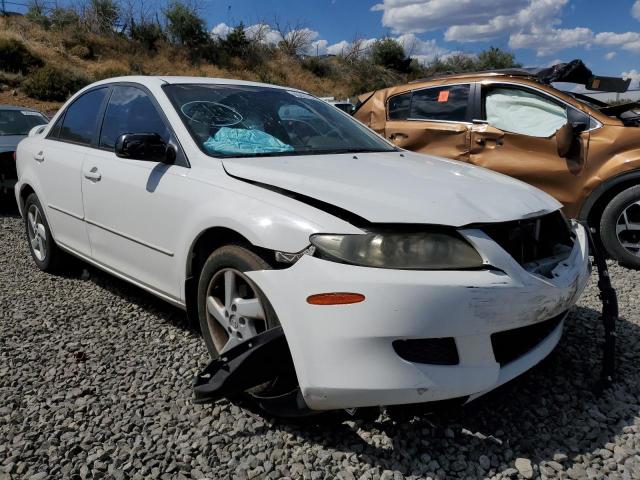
[{"left": 222, "top": 151, "right": 561, "bottom": 227}]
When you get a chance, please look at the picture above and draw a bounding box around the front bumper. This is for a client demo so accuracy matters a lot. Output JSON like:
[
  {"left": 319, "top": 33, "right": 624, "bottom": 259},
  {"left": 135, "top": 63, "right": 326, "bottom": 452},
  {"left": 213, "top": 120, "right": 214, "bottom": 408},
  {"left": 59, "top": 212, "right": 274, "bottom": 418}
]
[{"left": 246, "top": 221, "right": 591, "bottom": 410}]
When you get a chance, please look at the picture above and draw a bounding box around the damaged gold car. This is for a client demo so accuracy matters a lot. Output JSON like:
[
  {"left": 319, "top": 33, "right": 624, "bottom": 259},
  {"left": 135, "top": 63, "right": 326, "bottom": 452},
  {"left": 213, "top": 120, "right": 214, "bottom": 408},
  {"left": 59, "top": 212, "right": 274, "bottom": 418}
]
[{"left": 354, "top": 60, "right": 640, "bottom": 268}]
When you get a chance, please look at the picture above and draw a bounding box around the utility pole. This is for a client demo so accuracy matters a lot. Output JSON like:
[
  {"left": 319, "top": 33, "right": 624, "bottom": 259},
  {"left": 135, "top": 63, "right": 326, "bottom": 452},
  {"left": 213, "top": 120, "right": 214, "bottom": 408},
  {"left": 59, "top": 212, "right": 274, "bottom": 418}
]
[{"left": 1, "top": 0, "right": 5, "bottom": 15}]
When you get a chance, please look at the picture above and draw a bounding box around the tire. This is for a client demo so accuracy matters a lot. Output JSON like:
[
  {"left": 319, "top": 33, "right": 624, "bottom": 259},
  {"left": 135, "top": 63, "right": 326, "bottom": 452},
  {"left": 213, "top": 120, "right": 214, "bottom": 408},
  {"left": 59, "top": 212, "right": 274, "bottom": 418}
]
[
  {"left": 196, "top": 245, "right": 296, "bottom": 400},
  {"left": 23, "top": 193, "right": 61, "bottom": 272},
  {"left": 600, "top": 185, "right": 640, "bottom": 269}
]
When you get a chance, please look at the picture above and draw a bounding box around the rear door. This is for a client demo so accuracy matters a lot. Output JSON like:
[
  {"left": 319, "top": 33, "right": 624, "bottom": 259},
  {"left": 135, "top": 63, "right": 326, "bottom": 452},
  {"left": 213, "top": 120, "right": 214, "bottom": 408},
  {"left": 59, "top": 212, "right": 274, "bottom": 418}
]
[
  {"left": 383, "top": 84, "right": 473, "bottom": 161},
  {"left": 36, "top": 87, "right": 109, "bottom": 256},
  {"left": 469, "top": 83, "right": 591, "bottom": 212}
]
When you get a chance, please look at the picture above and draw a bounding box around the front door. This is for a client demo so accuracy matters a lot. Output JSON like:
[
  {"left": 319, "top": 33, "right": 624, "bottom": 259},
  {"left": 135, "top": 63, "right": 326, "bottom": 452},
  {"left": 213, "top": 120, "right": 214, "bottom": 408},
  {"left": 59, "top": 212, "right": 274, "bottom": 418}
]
[
  {"left": 469, "top": 84, "right": 590, "bottom": 215},
  {"left": 383, "top": 84, "right": 472, "bottom": 161},
  {"left": 81, "top": 85, "right": 190, "bottom": 301}
]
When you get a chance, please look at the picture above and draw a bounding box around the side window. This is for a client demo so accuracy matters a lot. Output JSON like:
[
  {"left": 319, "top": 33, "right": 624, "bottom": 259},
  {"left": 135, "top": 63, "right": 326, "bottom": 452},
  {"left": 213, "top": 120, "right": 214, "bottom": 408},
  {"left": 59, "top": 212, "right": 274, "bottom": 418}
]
[
  {"left": 99, "top": 86, "right": 170, "bottom": 150},
  {"left": 410, "top": 85, "right": 470, "bottom": 122},
  {"left": 58, "top": 88, "right": 108, "bottom": 145},
  {"left": 388, "top": 92, "right": 411, "bottom": 120},
  {"left": 484, "top": 87, "right": 568, "bottom": 138}
]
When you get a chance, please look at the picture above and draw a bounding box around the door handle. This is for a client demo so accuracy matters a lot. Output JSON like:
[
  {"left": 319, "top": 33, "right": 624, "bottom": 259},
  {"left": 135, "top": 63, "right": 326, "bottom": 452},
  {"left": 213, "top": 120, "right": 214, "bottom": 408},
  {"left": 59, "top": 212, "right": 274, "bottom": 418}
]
[
  {"left": 34, "top": 151, "right": 44, "bottom": 162},
  {"left": 84, "top": 166, "right": 102, "bottom": 182}
]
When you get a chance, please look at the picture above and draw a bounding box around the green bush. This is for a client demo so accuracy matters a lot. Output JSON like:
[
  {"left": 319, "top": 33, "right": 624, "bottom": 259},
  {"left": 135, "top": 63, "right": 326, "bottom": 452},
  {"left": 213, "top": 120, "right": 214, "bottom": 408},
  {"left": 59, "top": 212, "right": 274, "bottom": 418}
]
[
  {"left": 370, "top": 38, "right": 411, "bottom": 73},
  {"left": 22, "top": 65, "right": 89, "bottom": 101},
  {"left": 164, "top": 1, "right": 208, "bottom": 47},
  {"left": 301, "top": 56, "right": 334, "bottom": 78},
  {"left": 0, "top": 38, "right": 44, "bottom": 74},
  {"left": 130, "top": 20, "right": 165, "bottom": 51}
]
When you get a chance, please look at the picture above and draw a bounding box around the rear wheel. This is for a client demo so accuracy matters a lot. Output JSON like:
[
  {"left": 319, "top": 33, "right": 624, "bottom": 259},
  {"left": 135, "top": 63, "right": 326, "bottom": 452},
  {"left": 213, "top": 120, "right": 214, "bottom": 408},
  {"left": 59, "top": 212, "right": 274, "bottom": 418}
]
[
  {"left": 600, "top": 185, "right": 640, "bottom": 269},
  {"left": 23, "top": 193, "right": 61, "bottom": 272}
]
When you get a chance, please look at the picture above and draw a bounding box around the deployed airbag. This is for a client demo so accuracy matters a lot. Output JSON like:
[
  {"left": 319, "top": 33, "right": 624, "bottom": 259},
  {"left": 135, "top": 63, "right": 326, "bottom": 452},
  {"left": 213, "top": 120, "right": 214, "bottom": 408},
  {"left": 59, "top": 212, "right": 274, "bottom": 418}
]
[
  {"left": 203, "top": 127, "right": 294, "bottom": 155},
  {"left": 486, "top": 88, "right": 567, "bottom": 138}
]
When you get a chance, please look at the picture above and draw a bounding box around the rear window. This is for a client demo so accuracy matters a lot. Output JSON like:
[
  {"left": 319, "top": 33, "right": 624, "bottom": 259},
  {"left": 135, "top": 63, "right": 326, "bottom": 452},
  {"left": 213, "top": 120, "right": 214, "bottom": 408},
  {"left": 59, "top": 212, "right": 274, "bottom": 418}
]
[
  {"left": 387, "top": 85, "right": 470, "bottom": 122},
  {"left": 0, "top": 110, "right": 48, "bottom": 136},
  {"left": 58, "top": 88, "right": 108, "bottom": 145}
]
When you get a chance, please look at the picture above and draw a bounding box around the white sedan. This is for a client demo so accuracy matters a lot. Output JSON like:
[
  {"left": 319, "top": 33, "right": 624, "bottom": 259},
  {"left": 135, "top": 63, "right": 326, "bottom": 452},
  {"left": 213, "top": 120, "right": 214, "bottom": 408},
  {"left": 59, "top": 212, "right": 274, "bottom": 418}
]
[{"left": 15, "top": 76, "right": 590, "bottom": 414}]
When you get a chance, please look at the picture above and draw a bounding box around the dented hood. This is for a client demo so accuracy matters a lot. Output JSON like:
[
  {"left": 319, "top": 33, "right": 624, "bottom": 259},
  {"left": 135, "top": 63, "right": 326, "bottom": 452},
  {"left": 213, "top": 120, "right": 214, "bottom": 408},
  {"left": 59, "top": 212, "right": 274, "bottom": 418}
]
[{"left": 222, "top": 151, "right": 561, "bottom": 227}]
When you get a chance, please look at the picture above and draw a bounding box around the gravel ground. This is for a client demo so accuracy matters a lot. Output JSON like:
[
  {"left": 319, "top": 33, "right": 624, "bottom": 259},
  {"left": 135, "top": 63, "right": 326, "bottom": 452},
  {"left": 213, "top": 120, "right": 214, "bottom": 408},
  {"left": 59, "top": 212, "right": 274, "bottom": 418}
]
[{"left": 1, "top": 200, "right": 640, "bottom": 480}]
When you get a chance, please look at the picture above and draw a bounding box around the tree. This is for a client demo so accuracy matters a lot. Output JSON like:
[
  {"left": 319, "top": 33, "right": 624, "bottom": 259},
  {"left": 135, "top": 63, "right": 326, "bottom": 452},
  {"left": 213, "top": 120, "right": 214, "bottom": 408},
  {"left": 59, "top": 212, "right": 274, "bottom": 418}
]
[
  {"left": 476, "top": 47, "right": 521, "bottom": 70},
  {"left": 88, "top": 0, "right": 120, "bottom": 33},
  {"left": 274, "top": 19, "right": 314, "bottom": 57},
  {"left": 25, "top": 0, "right": 50, "bottom": 28},
  {"left": 221, "top": 22, "right": 251, "bottom": 58},
  {"left": 370, "top": 38, "right": 411, "bottom": 73},
  {"left": 424, "top": 47, "right": 521, "bottom": 75},
  {"left": 164, "top": 1, "right": 208, "bottom": 47}
]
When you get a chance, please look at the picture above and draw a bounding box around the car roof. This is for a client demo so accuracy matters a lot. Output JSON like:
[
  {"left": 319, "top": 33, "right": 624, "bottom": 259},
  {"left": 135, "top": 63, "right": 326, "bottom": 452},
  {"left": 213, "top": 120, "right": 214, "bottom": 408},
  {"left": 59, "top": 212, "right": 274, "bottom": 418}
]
[
  {"left": 89, "top": 75, "right": 302, "bottom": 92},
  {"left": 410, "top": 70, "right": 538, "bottom": 84}
]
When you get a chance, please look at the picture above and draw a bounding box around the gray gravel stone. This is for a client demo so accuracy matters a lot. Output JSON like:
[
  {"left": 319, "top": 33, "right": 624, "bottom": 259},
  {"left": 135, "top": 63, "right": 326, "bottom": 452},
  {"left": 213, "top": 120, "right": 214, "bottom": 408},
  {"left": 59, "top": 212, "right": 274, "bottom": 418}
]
[{"left": 1, "top": 204, "right": 640, "bottom": 479}]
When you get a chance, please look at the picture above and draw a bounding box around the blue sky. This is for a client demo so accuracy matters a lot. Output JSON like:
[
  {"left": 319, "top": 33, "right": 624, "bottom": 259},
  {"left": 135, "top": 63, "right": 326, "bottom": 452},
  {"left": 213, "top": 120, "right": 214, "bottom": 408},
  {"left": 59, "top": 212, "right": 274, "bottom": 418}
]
[{"left": 206, "top": 0, "right": 640, "bottom": 85}]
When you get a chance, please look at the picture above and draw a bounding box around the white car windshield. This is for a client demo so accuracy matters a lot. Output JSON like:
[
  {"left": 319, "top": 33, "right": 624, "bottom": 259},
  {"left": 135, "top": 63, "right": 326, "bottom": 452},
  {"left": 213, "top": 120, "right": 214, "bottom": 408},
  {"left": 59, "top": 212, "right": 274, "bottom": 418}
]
[{"left": 164, "top": 84, "right": 396, "bottom": 158}]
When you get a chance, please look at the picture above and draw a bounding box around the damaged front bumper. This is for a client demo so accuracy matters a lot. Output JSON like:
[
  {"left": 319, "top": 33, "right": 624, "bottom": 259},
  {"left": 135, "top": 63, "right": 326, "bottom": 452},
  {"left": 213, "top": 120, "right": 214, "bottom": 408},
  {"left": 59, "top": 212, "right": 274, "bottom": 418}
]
[{"left": 194, "top": 221, "right": 596, "bottom": 411}]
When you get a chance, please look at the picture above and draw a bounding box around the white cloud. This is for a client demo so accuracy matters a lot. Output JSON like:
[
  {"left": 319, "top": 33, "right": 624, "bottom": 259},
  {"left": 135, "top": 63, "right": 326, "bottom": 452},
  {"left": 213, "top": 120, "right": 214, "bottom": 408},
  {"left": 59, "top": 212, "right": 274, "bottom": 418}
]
[
  {"left": 371, "top": 0, "right": 529, "bottom": 35},
  {"left": 211, "top": 22, "right": 231, "bottom": 39},
  {"left": 370, "top": 0, "right": 640, "bottom": 59},
  {"left": 445, "top": 0, "right": 567, "bottom": 43},
  {"left": 594, "top": 31, "right": 640, "bottom": 53},
  {"left": 604, "top": 51, "right": 616, "bottom": 60},
  {"left": 633, "top": 1, "right": 640, "bottom": 20},
  {"left": 325, "top": 40, "right": 350, "bottom": 55},
  {"left": 509, "top": 26, "right": 593, "bottom": 56}
]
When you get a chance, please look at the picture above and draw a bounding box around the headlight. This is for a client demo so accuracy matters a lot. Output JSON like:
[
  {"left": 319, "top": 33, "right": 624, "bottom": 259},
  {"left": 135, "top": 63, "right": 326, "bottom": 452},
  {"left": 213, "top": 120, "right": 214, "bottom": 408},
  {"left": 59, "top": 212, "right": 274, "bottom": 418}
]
[{"left": 310, "top": 230, "right": 484, "bottom": 270}]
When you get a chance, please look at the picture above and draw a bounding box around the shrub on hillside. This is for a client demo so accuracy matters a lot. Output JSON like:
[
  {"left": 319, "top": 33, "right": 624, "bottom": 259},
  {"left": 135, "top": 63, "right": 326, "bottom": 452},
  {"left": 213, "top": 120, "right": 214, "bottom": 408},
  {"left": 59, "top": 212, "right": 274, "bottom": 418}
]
[
  {"left": 164, "top": 1, "right": 208, "bottom": 47},
  {"left": 130, "top": 20, "right": 165, "bottom": 51},
  {"left": 49, "top": 7, "right": 81, "bottom": 30},
  {"left": 218, "top": 23, "right": 268, "bottom": 69},
  {"left": 22, "top": 65, "right": 89, "bottom": 101},
  {"left": 68, "top": 44, "right": 92, "bottom": 59},
  {"left": 301, "top": 56, "right": 334, "bottom": 78},
  {"left": 0, "top": 38, "right": 44, "bottom": 74},
  {"left": 370, "top": 38, "right": 412, "bottom": 73}
]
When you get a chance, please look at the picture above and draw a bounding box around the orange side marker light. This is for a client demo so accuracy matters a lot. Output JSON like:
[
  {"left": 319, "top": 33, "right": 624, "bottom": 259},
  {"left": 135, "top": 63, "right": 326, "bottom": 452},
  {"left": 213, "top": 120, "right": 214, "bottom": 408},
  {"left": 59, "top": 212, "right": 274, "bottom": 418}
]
[{"left": 306, "top": 293, "right": 365, "bottom": 305}]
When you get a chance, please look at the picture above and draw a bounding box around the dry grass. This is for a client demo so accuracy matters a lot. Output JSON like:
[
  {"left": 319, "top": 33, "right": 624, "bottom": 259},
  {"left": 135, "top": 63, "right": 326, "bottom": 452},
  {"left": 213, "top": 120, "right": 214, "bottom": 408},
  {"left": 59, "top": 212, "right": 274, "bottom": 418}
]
[{"left": 0, "top": 16, "right": 351, "bottom": 107}]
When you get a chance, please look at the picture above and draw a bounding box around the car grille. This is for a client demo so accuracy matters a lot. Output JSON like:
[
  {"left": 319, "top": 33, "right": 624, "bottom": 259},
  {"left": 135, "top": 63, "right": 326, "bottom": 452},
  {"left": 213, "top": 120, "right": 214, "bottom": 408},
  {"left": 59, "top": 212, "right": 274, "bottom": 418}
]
[
  {"left": 393, "top": 337, "right": 459, "bottom": 365},
  {"left": 480, "top": 211, "right": 574, "bottom": 277},
  {"left": 491, "top": 311, "right": 566, "bottom": 366}
]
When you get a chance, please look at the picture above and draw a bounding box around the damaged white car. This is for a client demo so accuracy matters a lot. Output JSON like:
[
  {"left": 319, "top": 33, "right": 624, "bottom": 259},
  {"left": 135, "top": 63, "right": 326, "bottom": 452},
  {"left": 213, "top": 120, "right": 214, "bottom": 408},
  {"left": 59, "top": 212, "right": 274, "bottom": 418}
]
[{"left": 15, "top": 77, "right": 592, "bottom": 415}]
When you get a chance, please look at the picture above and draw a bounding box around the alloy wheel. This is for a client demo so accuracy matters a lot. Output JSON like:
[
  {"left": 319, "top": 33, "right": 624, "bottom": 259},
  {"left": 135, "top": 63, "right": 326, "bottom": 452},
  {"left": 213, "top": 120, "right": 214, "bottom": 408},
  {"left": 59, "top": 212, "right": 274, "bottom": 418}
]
[
  {"left": 27, "top": 204, "right": 47, "bottom": 262},
  {"left": 616, "top": 201, "right": 640, "bottom": 257},
  {"left": 205, "top": 268, "right": 267, "bottom": 353}
]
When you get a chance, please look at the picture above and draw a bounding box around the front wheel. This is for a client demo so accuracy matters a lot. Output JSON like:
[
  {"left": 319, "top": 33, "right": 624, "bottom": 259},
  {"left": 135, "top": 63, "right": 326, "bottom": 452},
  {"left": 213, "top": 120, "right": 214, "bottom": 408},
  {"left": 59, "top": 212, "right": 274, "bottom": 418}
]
[{"left": 600, "top": 185, "right": 640, "bottom": 269}]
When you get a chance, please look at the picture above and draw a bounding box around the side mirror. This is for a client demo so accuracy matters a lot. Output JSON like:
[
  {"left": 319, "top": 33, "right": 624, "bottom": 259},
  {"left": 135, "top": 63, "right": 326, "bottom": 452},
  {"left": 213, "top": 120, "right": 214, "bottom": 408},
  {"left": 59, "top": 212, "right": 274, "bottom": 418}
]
[
  {"left": 115, "top": 133, "right": 176, "bottom": 164},
  {"left": 556, "top": 123, "right": 574, "bottom": 158}
]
